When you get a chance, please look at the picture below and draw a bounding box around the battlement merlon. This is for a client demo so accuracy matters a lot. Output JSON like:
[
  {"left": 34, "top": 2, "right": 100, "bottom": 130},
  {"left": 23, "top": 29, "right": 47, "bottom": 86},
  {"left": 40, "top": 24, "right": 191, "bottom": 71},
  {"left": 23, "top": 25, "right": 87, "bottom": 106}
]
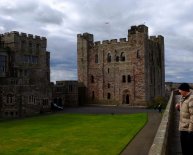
[
  {"left": 77, "top": 33, "right": 94, "bottom": 43},
  {"left": 2, "top": 31, "right": 47, "bottom": 41},
  {"left": 149, "top": 35, "right": 164, "bottom": 43},
  {"left": 120, "top": 38, "right": 127, "bottom": 42},
  {"left": 102, "top": 40, "right": 109, "bottom": 44},
  {"left": 94, "top": 41, "right": 101, "bottom": 45},
  {"left": 128, "top": 24, "right": 148, "bottom": 37}
]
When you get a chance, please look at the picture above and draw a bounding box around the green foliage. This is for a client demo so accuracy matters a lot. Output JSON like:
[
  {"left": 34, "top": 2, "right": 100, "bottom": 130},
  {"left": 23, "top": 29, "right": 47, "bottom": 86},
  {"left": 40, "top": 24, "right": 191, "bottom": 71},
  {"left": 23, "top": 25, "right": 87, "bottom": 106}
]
[
  {"left": 148, "top": 96, "right": 167, "bottom": 109},
  {"left": 0, "top": 113, "right": 147, "bottom": 155}
]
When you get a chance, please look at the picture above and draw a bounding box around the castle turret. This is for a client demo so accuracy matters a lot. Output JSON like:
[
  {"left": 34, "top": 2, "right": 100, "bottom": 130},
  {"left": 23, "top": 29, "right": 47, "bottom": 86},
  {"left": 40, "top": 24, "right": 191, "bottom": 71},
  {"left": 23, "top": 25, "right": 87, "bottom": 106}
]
[
  {"left": 128, "top": 25, "right": 148, "bottom": 37},
  {"left": 77, "top": 33, "right": 93, "bottom": 87}
]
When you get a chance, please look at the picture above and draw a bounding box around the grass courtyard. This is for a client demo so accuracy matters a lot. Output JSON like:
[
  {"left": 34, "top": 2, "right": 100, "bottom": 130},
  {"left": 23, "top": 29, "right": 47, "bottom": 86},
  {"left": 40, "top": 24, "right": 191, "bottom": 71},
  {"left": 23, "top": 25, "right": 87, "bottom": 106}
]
[{"left": 0, "top": 113, "right": 147, "bottom": 155}]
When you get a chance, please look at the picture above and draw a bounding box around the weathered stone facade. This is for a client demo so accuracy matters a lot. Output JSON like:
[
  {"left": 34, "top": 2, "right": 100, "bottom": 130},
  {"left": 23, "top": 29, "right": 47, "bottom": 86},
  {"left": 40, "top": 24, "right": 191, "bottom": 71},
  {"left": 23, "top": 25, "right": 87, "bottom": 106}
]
[
  {"left": 52, "top": 81, "right": 78, "bottom": 107},
  {"left": 0, "top": 31, "right": 51, "bottom": 118},
  {"left": 77, "top": 25, "right": 165, "bottom": 106}
]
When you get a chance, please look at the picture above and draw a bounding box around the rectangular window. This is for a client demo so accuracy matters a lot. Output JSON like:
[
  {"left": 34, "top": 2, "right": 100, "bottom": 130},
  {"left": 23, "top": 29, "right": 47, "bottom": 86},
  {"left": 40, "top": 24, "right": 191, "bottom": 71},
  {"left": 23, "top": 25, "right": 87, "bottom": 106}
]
[
  {"left": 122, "top": 75, "right": 126, "bottom": 82},
  {"left": 69, "top": 85, "right": 73, "bottom": 92},
  {"left": 128, "top": 75, "right": 131, "bottom": 83},
  {"left": 107, "top": 93, "right": 111, "bottom": 99},
  {"left": 0, "top": 55, "right": 7, "bottom": 74}
]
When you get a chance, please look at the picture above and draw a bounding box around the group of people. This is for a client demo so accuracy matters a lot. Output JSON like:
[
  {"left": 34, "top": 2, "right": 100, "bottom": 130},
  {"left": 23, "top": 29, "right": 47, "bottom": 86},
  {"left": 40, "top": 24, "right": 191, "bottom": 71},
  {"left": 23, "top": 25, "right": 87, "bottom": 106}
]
[{"left": 175, "top": 83, "right": 193, "bottom": 155}]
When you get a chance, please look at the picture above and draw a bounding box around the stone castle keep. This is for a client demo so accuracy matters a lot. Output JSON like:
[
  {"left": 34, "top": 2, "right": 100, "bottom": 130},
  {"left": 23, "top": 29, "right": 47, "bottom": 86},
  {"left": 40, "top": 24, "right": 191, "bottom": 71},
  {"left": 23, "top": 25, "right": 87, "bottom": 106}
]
[
  {"left": 0, "top": 24, "right": 165, "bottom": 118},
  {"left": 0, "top": 31, "right": 78, "bottom": 118},
  {"left": 0, "top": 31, "right": 51, "bottom": 118},
  {"left": 77, "top": 25, "right": 165, "bottom": 106}
]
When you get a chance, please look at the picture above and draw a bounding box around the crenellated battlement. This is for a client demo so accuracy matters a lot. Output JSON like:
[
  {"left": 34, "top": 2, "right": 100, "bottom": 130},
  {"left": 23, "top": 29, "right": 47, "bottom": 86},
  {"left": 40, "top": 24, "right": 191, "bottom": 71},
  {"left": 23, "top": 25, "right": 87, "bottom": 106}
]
[
  {"left": 2, "top": 31, "right": 47, "bottom": 40},
  {"left": 79, "top": 25, "right": 149, "bottom": 48},
  {"left": 119, "top": 38, "right": 127, "bottom": 42},
  {"left": 128, "top": 24, "right": 148, "bottom": 37},
  {"left": 78, "top": 25, "right": 162, "bottom": 49},
  {"left": 93, "top": 38, "right": 128, "bottom": 46},
  {"left": 77, "top": 24, "right": 165, "bottom": 107},
  {"left": 94, "top": 41, "right": 101, "bottom": 45},
  {"left": 77, "top": 33, "right": 93, "bottom": 42},
  {"left": 149, "top": 35, "right": 164, "bottom": 43},
  {"left": 102, "top": 40, "right": 109, "bottom": 44}
]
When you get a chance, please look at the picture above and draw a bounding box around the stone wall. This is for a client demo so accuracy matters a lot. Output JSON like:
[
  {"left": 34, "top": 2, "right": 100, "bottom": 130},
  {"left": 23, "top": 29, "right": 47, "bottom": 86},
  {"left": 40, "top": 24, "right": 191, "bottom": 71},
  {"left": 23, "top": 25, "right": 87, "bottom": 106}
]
[
  {"left": 148, "top": 91, "right": 174, "bottom": 155},
  {"left": 52, "top": 81, "right": 78, "bottom": 107},
  {"left": 0, "top": 31, "right": 51, "bottom": 119},
  {"left": 77, "top": 25, "right": 165, "bottom": 106}
]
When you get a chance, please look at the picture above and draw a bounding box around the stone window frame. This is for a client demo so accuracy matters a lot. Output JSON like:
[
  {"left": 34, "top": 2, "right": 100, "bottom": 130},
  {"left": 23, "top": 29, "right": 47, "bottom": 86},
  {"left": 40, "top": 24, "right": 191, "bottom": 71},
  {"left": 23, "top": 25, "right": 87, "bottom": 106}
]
[
  {"left": 28, "top": 95, "right": 36, "bottom": 104},
  {"left": 0, "top": 54, "right": 7, "bottom": 74},
  {"left": 42, "top": 98, "right": 49, "bottom": 106},
  {"left": 68, "top": 84, "right": 73, "bottom": 92},
  {"left": 107, "top": 93, "right": 111, "bottom": 99},
  {"left": 108, "top": 68, "right": 110, "bottom": 74},
  {"left": 95, "top": 54, "right": 99, "bottom": 63},
  {"left": 122, "top": 75, "right": 126, "bottom": 83},
  {"left": 127, "top": 75, "right": 131, "bottom": 83},
  {"left": 115, "top": 54, "right": 119, "bottom": 62},
  {"left": 6, "top": 94, "right": 15, "bottom": 105},
  {"left": 107, "top": 53, "right": 111, "bottom": 63},
  {"left": 137, "top": 50, "right": 140, "bottom": 58},
  {"left": 120, "top": 52, "right": 125, "bottom": 61},
  {"left": 91, "top": 75, "right": 94, "bottom": 83},
  {"left": 92, "top": 91, "right": 95, "bottom": 100}
]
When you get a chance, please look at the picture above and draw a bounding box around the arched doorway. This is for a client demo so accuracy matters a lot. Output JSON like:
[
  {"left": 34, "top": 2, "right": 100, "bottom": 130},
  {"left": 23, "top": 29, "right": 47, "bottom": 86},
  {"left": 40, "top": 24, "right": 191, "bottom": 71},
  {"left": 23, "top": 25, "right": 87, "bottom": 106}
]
[
  {"left": 122, "top": 89, "right": 130, "bottom": 104},
  {"left": 126, "top": 94, "right": 129, "bottom": 104}
]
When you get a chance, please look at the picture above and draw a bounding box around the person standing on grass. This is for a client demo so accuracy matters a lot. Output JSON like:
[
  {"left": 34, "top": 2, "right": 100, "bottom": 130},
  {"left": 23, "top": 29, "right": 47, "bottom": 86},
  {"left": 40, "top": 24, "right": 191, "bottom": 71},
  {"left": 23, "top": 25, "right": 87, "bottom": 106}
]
[{"left": 175, "top": 83, "right": 193, "bottom": 155}]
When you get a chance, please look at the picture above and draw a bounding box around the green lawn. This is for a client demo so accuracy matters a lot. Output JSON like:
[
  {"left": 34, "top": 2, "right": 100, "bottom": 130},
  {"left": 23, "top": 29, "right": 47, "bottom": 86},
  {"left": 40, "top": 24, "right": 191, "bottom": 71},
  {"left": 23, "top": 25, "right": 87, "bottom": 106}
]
[{"left": 0, "top": 113, "right": 147, "bottom": 155}]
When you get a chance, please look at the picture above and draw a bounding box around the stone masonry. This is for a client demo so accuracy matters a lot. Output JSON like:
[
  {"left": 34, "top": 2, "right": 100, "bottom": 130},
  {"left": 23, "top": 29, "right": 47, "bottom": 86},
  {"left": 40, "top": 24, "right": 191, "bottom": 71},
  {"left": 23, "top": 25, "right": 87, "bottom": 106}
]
[
  {"left": 0, "top": 31, "right": 51, "bottom": 118},
  {"left": 77, "top": 25, "right": 165, "bottom": 106}
]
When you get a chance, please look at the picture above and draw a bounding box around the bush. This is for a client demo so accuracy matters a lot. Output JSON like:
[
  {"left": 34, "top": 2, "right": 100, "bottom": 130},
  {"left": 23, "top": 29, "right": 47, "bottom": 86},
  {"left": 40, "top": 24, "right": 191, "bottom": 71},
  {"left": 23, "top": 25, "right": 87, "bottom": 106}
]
[{"left": 148, "top": 96, "right": 167, "bottom": 109}]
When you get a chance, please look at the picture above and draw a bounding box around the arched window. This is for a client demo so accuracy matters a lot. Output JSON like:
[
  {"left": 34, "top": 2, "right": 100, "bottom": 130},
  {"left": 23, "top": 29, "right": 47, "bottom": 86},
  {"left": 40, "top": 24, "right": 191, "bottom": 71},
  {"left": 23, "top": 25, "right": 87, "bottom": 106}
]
[
  {"left": 120, "top": 52, "right": 125, "bottom": 61},
  {"left": 127, "top": 75, "right": 131, "bottom": 82},
  {"left": 95, "top": 54, "right": 98, "bottom": 63},
  {"left": 107, "top": 53, "right": 111, "bottom": 62},
  {"left": 122, "top": 75, "right": 126, "bottom": 82},
  {"left": 91, "top": 75, "right": 94, "bottom": 83}
]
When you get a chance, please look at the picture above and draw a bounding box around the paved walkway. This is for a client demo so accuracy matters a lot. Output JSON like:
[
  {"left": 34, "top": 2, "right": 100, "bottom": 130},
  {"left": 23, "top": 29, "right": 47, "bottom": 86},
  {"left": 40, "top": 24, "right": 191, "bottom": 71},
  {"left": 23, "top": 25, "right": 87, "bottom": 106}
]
[
  {"left": 63, "top": 106, "right": 162, "bottom": 155},
  {"left": 121, "top": 112, "right": 162, "bottom": 155}
]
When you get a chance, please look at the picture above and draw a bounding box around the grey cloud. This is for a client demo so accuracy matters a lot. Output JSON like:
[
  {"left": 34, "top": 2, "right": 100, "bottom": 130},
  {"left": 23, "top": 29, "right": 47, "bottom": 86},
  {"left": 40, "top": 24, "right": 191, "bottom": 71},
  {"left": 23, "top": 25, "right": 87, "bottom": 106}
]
[
  {"left": 0, "top": 17, "right": 20, "bottom": 32},
  {"left": 34, "top": 5, "right": 64, "bottom": 25},
  {"left": 1, "top": 0, "right": 193, "bottom": 83},
  {"left": 0, "top": 1, "right": 38, "bottom": 15}
]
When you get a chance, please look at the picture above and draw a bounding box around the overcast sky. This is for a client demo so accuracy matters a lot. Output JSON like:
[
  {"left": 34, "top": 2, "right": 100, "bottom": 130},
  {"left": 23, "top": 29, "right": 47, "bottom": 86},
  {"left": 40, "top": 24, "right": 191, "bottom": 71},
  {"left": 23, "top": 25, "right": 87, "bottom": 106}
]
[{"left": 0, "top": 0, "right": 193, "bottom": 83}]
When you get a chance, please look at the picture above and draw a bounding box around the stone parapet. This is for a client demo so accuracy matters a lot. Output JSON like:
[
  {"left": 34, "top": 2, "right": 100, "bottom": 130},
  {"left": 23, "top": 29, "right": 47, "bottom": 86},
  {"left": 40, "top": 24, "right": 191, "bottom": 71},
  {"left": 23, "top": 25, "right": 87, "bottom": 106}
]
[{"left": 148, "top": 91, "right": 174, "bottom": 155}]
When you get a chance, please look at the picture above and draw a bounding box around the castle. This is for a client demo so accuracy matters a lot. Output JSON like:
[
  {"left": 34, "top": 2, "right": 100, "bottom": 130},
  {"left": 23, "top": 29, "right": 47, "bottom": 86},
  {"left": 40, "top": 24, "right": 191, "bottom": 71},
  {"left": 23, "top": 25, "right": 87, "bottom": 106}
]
[
  {"left": 0, "top": 31, "right": 78, "bottom": 119},
  {"left": 0, "top": 31, "right": 51, "bottom": 118},
  {"left": 0, "top": 24, "right": 165, "bottom": 118},
  {"left": 77, "top": 25, "right": 165, "bottom": 106}
]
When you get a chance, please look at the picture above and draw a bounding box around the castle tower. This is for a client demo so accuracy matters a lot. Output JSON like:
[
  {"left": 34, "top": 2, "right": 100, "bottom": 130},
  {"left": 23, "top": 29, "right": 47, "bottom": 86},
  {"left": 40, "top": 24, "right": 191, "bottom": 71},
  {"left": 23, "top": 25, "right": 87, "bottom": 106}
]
[
  {"left": 77, "top": 33, "right": 93, "bottom": 87},
  {"left": 0, "top": 31, "right": 51, "bottom": 118},
  {"left": 77, "top": 25, "right": 165, "bottom": 106}
]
